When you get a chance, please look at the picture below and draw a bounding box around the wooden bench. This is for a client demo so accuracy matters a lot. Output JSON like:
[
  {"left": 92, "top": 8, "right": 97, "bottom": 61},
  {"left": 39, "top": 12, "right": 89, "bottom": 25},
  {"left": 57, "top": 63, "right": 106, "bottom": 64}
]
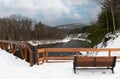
[{"left": 73, "top": 56, "right": 117, "bottom": 74}]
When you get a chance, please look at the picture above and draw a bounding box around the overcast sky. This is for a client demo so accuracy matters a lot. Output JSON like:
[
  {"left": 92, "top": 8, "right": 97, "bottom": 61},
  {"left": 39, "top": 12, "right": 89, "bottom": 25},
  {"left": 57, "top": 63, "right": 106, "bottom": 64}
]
[{"left": 0, "top": 0, "right": 101, "bottom": 26}]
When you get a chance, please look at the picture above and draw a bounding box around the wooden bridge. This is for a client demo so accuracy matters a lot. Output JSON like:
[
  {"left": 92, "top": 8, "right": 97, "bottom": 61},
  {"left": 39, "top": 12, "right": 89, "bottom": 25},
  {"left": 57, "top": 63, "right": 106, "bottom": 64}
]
[
  {"left": 0, "top": 40, "right": 34, "bottom": 66},
  {"left": 0, "top": 40, "right": 120, "bottom": 66}
]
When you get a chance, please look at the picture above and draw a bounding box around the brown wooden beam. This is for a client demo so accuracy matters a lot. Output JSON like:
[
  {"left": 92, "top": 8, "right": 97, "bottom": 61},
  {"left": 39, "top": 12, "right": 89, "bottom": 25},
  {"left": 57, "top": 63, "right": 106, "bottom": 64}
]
[
  {"left": 24, "top": 47, "right": 28, "bottom": 61},
  {"left": 11, "top": 44, "right": 16, "bottom": 54},
  {"left": 0, "top": 42, "right": 2, "bottom": 48},
  {"left": 18, "top": 45, "right": 25, "bottom": 59},
  {"left": 25, "top": 43, "right": 33, "bottom": 66}
]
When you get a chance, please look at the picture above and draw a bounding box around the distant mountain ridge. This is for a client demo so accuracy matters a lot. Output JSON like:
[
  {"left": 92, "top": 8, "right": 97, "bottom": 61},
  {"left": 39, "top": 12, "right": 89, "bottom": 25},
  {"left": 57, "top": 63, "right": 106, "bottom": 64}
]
[{"left": 56, "top": 23, "right": 84, "bottom": 30}]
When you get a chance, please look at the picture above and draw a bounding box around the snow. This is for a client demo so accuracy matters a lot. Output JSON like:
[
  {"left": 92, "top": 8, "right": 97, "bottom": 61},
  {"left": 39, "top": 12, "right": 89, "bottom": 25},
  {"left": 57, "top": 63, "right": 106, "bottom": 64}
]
[
  {"left": 0, "top": 49, "right": 120, "bottom": 79},
  {"left": 28, "top": 38, "right": 71, "bottom": 46},
  {"left": 28, "top": 33, "right": 90, "bottom": 46},
  {"left": 106, "top": 35, "right": 120, "bottom": 48},
  {"left": 97, "top": 35, "right": 120, "bottom": 56},
  {"left": 0, "top": 33, "right": 120, "bottom": 79}
]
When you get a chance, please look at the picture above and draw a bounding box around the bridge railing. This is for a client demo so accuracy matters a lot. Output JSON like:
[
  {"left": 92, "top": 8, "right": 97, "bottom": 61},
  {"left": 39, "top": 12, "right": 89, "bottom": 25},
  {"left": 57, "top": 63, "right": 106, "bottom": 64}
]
[
  {"left": 37, "top": 48, "right": 120, "bottom": 65},
  {"left": 0, "top": 40, "right": 34, "bottom": 66},
  {"left": 1, "top": 40, "right": 120, "bottom": 66}
]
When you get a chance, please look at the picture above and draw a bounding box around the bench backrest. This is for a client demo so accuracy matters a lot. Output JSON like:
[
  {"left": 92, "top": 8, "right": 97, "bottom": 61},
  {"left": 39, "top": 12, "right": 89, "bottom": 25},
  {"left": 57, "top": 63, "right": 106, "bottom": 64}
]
[
  {"left": 74, "top": 56, "right": 116, "bottom": 67},
  {"left": 95, "top": 57, "right": 113, "bottom": 66},
  {"left": 76, "top": 56, "right": 94, "bottom": 66}
]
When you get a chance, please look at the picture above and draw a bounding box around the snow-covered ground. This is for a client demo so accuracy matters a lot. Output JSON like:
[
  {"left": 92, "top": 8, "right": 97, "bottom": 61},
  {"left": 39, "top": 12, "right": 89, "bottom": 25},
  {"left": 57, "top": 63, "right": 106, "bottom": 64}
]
[
  {"left": 0, "top": 33, "right": 120, "bottom": 79},
  {"left": 28, "top": 38, "right": 71, "bottom": 46},
  {"left": 96, "top": 35, "right": 120, "bottom": 57}
]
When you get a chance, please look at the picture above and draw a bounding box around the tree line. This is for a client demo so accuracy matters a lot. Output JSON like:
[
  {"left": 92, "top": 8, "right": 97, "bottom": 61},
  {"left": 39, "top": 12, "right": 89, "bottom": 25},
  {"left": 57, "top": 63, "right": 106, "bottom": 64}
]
[
  {"left": 0, "top": 15, "right": 67, "bottom": 41},
  {"left": 87, "top": 0, "right": 120, "bottom": 47}
]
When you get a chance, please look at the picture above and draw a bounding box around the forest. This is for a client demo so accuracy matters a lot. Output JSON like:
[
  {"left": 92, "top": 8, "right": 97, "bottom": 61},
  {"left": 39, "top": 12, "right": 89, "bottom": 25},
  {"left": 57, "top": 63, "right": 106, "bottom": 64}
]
[
  {"left": 87, "top": 0, "right": 120, "bottom": 46},
  {"left": 0, "top": 15, "right": 68, "bottom": 41}
]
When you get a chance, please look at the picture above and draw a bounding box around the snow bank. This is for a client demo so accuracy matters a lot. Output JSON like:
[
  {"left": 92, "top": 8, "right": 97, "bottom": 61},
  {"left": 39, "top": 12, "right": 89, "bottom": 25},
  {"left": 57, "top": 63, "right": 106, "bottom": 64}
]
[
  {"left": 28, "top": 38, "right": 71, "bottom": 46},
  {"left": 0, "top": 49, "right": 29, "bottom": 67},
  {"left": 28, "top": 33, "right": 90, "bottom": 46},
  {"left": 97, "top": 35, "right": 120, "bottom": 56},
  {"left": 106, "top": 35, "right": 120, "bottom": 48}
]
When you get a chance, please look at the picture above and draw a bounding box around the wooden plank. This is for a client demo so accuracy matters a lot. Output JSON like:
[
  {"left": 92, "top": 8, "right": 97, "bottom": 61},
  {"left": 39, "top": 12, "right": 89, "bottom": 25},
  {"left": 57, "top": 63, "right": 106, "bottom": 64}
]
[
  {"left": 40, "top": 48, "right": 120, "bottom": 53},
  {"left": 4, "top": 43, "right": 8, "bottom": 51},
  {"left": 75, "top": 51, "right": 79, "bottom": 56},
  {"left": 0, "top": 43, "right": 1, "bottom": 48},
  {"left": 25, "top": 43, "right": 33, "bottom": 66},
  {"left": 24, "top": 47, "right": 28, "bottom": 61},
  {"left": 37, "top": 52, "right": 39, "bottom": 65},
  {"left": 11, "top": 44, "right": 14, "bottom": 54},
  {"left": 108, "top": 50, "right": 111, "bottom": 57},
  {"left": 45, "top": 48, "right": 76, "bottom": 52},
  {"left": 37, "top": 48, "right": 45, "bottom": 53},
  {"left": 18, "top": 45, "right": 25, "bottom": 59},
  {"left": 117, "top": 56, "right": 120, "bottom": 59},
  {"left": 46, "top": 52, "right": 48, "bottom": 62},
  {"left": 37, "top": 57, "right": 44, "bottom": 65},
  {"left": 38, "top": 58, "right": 44, "bottom": 61},
  {"left": 0, "top": 40, "right": 26, "bottom": 46},
  {"left": 46, "top": 56, "right": 74, "bottom": 60}
]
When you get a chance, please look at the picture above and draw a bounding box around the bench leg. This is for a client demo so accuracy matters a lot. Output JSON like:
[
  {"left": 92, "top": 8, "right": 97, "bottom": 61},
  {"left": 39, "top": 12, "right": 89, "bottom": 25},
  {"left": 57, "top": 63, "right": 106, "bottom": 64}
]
[
  {"left": 107, "top": 66, "right": 109, "bottom": 69},
  {"left": 73, "top": 67, "right": 76, "bottom": 74},
  {"left": 110, "top": 67, "right": 114, "bottom": 74},
  {"left": 107, "top": 67, "right": 114, "bottom": 73}
]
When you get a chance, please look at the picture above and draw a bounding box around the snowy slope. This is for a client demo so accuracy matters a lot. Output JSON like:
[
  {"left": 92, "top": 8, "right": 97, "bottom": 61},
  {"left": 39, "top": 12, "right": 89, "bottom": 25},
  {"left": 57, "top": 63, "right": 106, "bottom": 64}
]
[
  {"left": 106, "top": 35, "right": 120, "bottom": 48},
  {"left": 97, "top": 35, "right": 120, "bottom": 56},
  {"left": 0, "top": 34, "right": 120, "bottom": 79}
]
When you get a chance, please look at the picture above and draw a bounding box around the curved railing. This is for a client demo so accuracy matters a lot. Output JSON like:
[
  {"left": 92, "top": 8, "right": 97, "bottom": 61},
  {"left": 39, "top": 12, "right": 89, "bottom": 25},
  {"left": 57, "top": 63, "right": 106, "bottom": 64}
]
[
  {"left": 1, "top": 40, "right": 120, "bottom": 66},
  {"left": 0, "top": 40, "right": 34, "bottom": 66}
]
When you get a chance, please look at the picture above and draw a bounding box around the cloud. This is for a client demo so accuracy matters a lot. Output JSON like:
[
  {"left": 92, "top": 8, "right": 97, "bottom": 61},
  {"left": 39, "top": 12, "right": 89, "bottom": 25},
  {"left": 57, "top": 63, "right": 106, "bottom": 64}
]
[
  {"left": 0, "top": 0, "right": 101, "bottom": 26},
  {"left": 62, "top": 0, "right": 90, "bottom": 7}
]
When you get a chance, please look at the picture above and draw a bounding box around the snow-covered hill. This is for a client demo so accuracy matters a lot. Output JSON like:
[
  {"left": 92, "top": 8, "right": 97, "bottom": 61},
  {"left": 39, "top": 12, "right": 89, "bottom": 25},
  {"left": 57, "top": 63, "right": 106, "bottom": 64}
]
[{"left": 0, "top": 33, "right": 120, "bottom": 79}]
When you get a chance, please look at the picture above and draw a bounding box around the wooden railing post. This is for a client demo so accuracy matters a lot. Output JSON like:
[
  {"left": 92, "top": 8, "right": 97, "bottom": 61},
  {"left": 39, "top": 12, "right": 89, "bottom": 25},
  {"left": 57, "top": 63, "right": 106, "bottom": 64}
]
[
  {"left": 2, "top": 43, "right": 5, "bottom": 50},
  {"left": 75, "top": 51, "right": 79, "bottom": 56},
  {"left": 24, "top": 47, "right": 28, "bottom": 61},
  {"left": 4, "top": 43, "right": 8, "bottom": 51},
  {"left": 108, "top": 50, "right": 111, "bottom": 57},
  {"left": 11, "top": 44, "right": 14, "bottom": 54},
  {"left": 46, "top": 52, "right": 48, "bottom": 62},
  {"left": 0, "top": 42, "right": 2, "bottom": 48},
  {"left": 18, "top": 45, "right": 25, "bottom": 59},
  {"left": 37, "top": 52, "right": 39, "bottom": 65},
  {"left": 37, "top": 48, "right": 45, "bottom": 65},
  {"left": 11, "top": 44, "right": 16, "bottom": 54},
  {"left": 25, "top": 43, "right": 33, "bottom": 66}
]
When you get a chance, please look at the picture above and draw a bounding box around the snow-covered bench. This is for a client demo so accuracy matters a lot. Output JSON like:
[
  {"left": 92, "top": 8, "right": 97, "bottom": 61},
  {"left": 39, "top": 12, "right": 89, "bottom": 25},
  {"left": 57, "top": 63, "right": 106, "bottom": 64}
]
[{"left": 73, "top": 56, "right": 117, "bottom": 74}]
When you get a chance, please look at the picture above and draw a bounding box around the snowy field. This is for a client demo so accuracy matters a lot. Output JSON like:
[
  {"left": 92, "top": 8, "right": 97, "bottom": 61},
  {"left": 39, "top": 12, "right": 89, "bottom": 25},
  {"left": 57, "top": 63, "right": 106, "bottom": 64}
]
[
  {"left": 0, "top": 35, "right": 120, "bottom": 79},
  {"left": 0, "top": 48, "right": 120, "bottom": 79}
]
